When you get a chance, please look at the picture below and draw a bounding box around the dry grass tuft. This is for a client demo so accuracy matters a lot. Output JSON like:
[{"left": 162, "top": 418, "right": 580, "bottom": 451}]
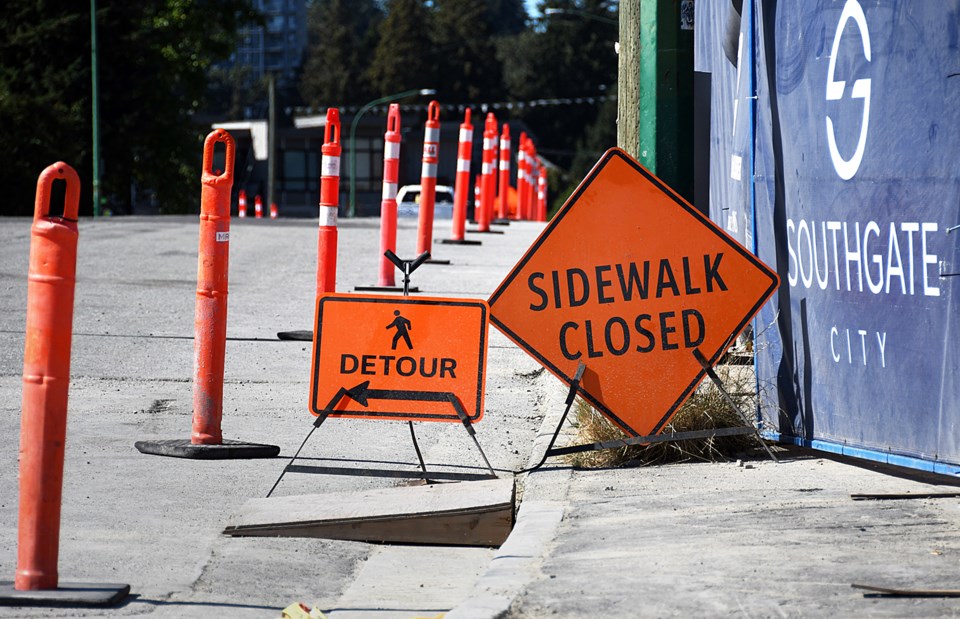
[{"left": 568, "top": 365, "right": 761, "bottom": 468}]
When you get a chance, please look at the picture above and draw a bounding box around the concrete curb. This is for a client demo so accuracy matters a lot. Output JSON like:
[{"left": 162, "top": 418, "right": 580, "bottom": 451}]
[{"left": 446, "top": 372, "right": 574, "bottom": 619}]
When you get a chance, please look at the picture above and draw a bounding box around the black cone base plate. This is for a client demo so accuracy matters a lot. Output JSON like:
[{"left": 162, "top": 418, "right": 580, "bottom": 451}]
[
  {"left": 135, "top": 438, "right": 280, "bottom": 460},
  {"left": 0, "top": 582, "right": 130, "bottom": 607},
  {"left": 353, "top": 285, "right": 420, "bottom": 293},
  {"left": 492, "top": 219, "right": 511, "bottom": 226},
  {"left": 424, "top": 258, "right": 451, "bottom": 265},
  {"left": 277, "top": 330, "right": 313, "bottom": 341},
  {"left": 467, "top": 229, "right": 505, "bottom": 235},
  {"left": 440, "top": 239, "right": 482, "bottom": 246}
]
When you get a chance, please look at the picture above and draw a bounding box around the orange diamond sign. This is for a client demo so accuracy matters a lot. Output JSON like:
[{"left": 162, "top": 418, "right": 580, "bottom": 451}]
[{"left": 488, "top": 148, "right": 779, "bottom": 436}]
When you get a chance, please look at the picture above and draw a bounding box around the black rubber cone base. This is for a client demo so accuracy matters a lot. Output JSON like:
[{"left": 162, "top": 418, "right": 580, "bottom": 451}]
[
  {"left": 492, "top": 219, "right": 511, "bottom": 226},
  {"left": 424, "top": 258, "right": 451, "bottom": 265},
  {"left": 0, "top": 582, "right": 130, "bottom": 607},
  {"left": 277, "top": 330, "right": 313, "bottom": 341},
  {"left": 467, "top": 228, "right": 505, "bottom": 235},
  {"left": 135, "top": 438, "right": 280, "bottom": 460},
  {"left": 440, "top": 238, "right": 482, "bottom": 246},
  {"left": 353, "top": 285, "right": 420, "bottom": 293}
]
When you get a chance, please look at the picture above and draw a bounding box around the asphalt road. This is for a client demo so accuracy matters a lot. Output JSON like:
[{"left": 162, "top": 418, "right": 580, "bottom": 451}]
[{"left": 0, "top": 215, "right": 548, "bottom": 618}]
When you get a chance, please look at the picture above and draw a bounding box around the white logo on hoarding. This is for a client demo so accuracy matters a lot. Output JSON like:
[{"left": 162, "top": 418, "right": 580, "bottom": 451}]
[{"left": 825, "top": 0, "right": 871, "bottom": 180}]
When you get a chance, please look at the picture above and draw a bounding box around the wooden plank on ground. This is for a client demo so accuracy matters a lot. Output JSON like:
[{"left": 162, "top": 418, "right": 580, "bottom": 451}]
[{"left": 224, "top": 478, "right": 516, "bottom": 547}]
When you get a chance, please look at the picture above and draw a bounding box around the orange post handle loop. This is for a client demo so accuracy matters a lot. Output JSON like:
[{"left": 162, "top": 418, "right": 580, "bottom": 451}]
[
  {"left": 485, "top": 113, "right": 497, "bottom": 135},
  {"left": 428, "top": 100, "right": 440, "bottom": 124},
  {"left": 33, "top": 163, "right": 80, "bottom": 222},
  {"left": 387, "top": 104, "right": 401, "bottom": 136},
  {"left": 202, "top": 129, "right": 236, "bottom": 185},
  {"left": 325, "top": 108, "right": 341, "bottom": 148}
]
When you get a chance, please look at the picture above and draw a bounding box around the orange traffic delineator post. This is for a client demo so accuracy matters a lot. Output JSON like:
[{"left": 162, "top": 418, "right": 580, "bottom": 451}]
[
  {"left": 522, "top": 137, "right": 537, "bottom": 220},
  {"left": 416, "top": 101, "right": 450, "bottom": 264},
  {"left": 254, "top": 194, "right": 263, "bottom": 218},
  {"left": 278, "top": 107, "right": 342, "bottom": 342},
  {"left": 473, "top": 182, "right": 481, "bottom": 220},
  {"left": 135, "top": 130, "right": 279, "bottom": 460},
  {"left": 355, "top": 104, "right": 417, "bottom": 293},
  {"left": 470, "top": 113, "right": 504, "bottom": 235},
  {"left": 238, "top": 189, "right": 247, "bottom": 218},
  {"left": 317, "top": 108, "right": 342, "bottom": 295},
  {"left": 270, "top": 202, "right": 278, "bottom": 219},
  {"left": 494, "top": 123, "right": 511, "bottom": 225},
  {"left": 0, "top": 163, "right": 130, "bottom": 607},
  {"left": 441, "top": 108, "right": 481, "bottom": 246},
  {"left": 515, "top": 131, "right": 529, "bottom": 220},
  {"left": 537, "top": 159, "right": 548, "bottom": 222},
  {"left": 527, "top": 139, "right": 540, "bottom": 221}
]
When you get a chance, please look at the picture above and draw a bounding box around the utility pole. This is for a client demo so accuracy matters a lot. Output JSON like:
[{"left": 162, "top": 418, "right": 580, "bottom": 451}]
[
  {"left": 617, "top": 0, "right": 641, "bottom": 160},
  {"left": 91, "top": 0, "right": 101, "bottom": 217},
  {"left": 267, "top": 72, "right": 276, "bottom": 212},
  {"left": 619, "top": 0, "right": 695, "bottom": 201}
]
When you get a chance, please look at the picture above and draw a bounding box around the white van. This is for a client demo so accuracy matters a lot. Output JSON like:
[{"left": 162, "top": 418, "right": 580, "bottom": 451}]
[{"left": 396, "top": 185, "right": 455, "bottom": 219}]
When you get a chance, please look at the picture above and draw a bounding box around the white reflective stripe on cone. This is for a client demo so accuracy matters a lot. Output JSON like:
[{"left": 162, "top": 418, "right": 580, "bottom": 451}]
[
  {"left": 322, "top": 155, "right": 340, "bottom": 177},
  {"left": 483, "top": 137, "right": 496, "bottom": 150},
  {"left": 424, "top": 127, "right": 440, "bottom": 142},
  {"left": 457, "top": 158, "right": 470, "bottom": 172},
  {"left": 319, "top": 205, "right": 338, "bottom": 227},
  {"left": 382, "top": 182, "right": 398, "bottom": 200},
  {"left": 459, "top": 128, "right": 473, "bottom": 142},
  {"left": 384, "top": 141, "right": 400, "bottom": 160},
  {"left": 421, "top": 162, "right": 438, "bottom": 178}
]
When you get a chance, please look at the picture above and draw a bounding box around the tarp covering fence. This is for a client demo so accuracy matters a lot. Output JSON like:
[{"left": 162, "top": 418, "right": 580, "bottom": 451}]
[{"left": 696, "top": 0, "right": 960, "bottom": 473}]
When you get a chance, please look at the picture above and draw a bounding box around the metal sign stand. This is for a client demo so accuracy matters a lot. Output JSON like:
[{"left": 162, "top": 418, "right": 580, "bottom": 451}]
[
  {"left": 267, "top": 250, "right": 496, "bottom": 497},
  {"left": 523, "top": 349, "right": 777, "bottom": 473}
]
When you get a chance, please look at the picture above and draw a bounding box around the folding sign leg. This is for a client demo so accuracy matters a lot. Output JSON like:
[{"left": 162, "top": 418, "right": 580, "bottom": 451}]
[
  {"left": 521, "top": 362, "right": 586, "bottom": 473},
  {"left": 265, "top": 389, "right": 343, "bottom": 497},
  {"left": 692, "top": 348, "right": 779, "bottom": 463},
  {"left": 407, "top": 421, "right": 431, "bottom": 480},
  {"left": 446, "top": 393, "right": 497, "bottom": 478}
]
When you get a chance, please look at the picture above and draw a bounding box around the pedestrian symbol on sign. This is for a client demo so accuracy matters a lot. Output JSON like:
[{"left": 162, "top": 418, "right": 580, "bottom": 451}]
[{"left": 387, "top": 310, "right": 413, "bottom": 350}]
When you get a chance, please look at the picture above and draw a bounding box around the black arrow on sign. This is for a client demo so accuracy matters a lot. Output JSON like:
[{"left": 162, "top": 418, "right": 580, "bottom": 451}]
[
  {"left": 343, "top": 380, "right": 494, "bottom": 475},
  {"left": 345, "top": 380, "right": 465, "bottom": 410}
]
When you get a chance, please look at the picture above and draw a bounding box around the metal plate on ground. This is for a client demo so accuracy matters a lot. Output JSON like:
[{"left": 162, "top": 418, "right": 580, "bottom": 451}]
[{"left": 226, "top": 478, "right": 515, "bottom": 547}]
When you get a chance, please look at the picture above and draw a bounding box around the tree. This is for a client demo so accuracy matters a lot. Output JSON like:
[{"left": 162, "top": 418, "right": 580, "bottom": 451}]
[
  {"left": 299, "top": 0, "right": 383, "bottom": 108},
  {"left": 487, "top": 0, "right": 528, "bottom": 36},
  {"left": 366, "top": 0, "right": 437, "bottom": 96},
  {"left": 432, "top": 0, "right": 503, "bottom": 102},
  {"left": 0, "top": 0, "right": 258, "bottom": 216},
  {"left": 499, "top": 0, "right": 618, "bottom": 174}
]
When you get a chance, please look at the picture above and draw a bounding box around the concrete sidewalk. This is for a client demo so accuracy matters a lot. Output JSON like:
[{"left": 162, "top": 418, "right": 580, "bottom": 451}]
[
  {"left": 2, "top": 216, "right": 960, "bottom": 618},
  {"left": 452, "top": 447, "right": 960, "bottom": 618}
]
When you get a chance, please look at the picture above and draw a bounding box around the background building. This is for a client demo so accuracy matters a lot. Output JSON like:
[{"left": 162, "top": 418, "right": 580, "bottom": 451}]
[{"left": 232, "top": 0, "right": 307, "bottom": 87}]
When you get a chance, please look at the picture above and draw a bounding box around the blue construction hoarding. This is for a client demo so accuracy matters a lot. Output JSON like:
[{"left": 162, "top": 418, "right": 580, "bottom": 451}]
[{"left": 697, "top": 0, "right": 960, "bottom": 473}]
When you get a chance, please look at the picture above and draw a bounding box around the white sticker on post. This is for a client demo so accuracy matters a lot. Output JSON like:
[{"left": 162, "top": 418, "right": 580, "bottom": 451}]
[
  {"left": 216, "top": 231, "right": 230, "bottom": 242},
  {"left": 322, "top": 155, "right": 340, "bottom": 177}
]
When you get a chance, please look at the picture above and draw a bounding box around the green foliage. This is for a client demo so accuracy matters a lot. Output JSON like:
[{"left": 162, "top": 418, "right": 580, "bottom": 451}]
[
  {"left": 0, "top": 0, "right": 257, "bottom": 216},
  {"left": 500, "top": 0, "right": 618, "bottom": 174},
  {"left": 366, "top": 0, "right": 436, "bottom": 96},
  {"left": 299, "top": 0, "right": 383, "bottom": 108},
  {"left": 432, "top": 0, "right": 502, "bottom": 101}
]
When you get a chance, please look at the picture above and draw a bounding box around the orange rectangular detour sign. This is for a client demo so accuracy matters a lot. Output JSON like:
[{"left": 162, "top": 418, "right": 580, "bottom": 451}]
[
  {"left": 309, "top": 294, "right": 488, "bottom": 422},
  {"left": 488, "top": 148, "right": 779, "bottom": 437}
]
